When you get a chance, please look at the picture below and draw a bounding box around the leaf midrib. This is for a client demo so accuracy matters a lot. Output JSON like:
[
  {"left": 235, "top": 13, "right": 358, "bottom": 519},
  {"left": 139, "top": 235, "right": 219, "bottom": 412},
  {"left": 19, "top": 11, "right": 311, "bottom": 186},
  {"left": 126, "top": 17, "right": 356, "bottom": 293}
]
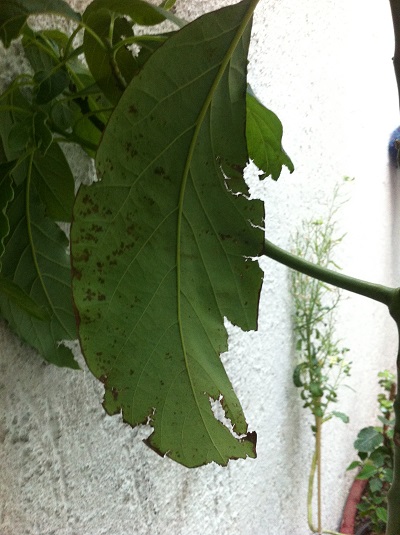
[{"left": 175, "top": 0, "right": 259, "bottom": 455}]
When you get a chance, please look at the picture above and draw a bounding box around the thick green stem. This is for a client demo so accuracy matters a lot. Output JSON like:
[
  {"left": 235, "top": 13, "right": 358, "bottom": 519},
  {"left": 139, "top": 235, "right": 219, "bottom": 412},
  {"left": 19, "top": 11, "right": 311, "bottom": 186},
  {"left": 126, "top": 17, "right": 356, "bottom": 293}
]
[
  {"left": 383, "top": 2, "right": 400, "bottom": 533},
  {"left": 263, "top": 239, "right": 395, "bottom": 306},
  {"left": 308, "top": 448, "right": 318, "bottom": 533},
  {"left": 386, "top": 295, "right": 400, "bottom": 535}
]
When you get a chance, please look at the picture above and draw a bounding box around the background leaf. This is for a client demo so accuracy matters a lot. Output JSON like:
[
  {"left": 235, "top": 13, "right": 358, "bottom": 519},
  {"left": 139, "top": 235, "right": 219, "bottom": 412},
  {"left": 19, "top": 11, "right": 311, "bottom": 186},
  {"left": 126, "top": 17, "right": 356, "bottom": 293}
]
[
  {"left": 0, "top": 178, "right": 78, "bottom": 368},
  {"left": 0, "top": 274, "right": 48, "bottom": 320},
  {"left": 72, "top": 0, "right": 263, "bottom": 467},
  {"left": 0, "top": 0, "right": 80, "bottom": 47},
  {"left": 246, "top": 87, "right": 294, "bottom": 180},
  {"left": 354, "top": 426, "right": 384, "bottom": 453},
  {"left": 32, "top": 142, "right": 75, "bottom": 222},
  {"left": 82, "top": 0, "right": 170, "bottom": 103}
]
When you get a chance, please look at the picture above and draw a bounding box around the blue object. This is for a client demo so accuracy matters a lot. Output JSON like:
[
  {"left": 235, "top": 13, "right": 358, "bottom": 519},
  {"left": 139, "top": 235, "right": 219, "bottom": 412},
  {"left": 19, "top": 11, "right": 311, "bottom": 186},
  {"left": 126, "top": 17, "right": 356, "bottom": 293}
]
[{"left": 389, "top": 126, "right": 400, "bottom": 166}]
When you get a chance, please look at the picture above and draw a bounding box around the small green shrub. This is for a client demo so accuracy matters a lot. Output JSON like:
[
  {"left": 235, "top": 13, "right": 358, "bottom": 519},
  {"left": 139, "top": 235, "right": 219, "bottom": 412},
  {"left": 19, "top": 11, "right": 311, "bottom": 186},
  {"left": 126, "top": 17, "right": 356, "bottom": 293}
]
[{"left": 347, "top": 370, "right": 396, "bottom": 535}]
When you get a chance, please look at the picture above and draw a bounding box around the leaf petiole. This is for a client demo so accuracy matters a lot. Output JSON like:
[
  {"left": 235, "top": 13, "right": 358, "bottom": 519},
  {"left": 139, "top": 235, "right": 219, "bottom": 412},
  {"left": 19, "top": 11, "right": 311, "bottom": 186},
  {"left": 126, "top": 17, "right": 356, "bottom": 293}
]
[{"left": 263, "top": 238, "right": 395, "bottom": 306}]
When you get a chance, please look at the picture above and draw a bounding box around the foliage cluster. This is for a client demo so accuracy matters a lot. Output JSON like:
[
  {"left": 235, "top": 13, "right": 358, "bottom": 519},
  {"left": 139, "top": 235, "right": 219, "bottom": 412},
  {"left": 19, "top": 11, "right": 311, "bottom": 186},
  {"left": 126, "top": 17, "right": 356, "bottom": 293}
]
[
  {"left": 292, "top": 186, "right": 351, "bottom": 428},
  {"left": 291, "top": 186, "right": 351, "bottom": 534},
  {"left": 348, "top": 370, "right": 396, "bottom": 535}
]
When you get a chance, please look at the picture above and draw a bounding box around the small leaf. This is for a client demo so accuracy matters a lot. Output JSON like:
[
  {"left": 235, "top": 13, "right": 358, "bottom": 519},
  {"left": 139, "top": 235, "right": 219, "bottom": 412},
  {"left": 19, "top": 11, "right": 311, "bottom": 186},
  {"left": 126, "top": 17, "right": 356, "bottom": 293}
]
[
  {"left": 310, "top": 382, "right": 324, "bottom": 397},
  {"left": 0, "top": 0, "right": 80, "bottom": 47},
  {"left": 293, "top": 363, "right": 305, "bottom": 387},
  {"left": 332, "top": 410, "right": 349, "bottom": 423},
  {"left": 356, "top": 464, "right": 378, "bottom": 480},
  {"left": 369, "top": 448, "right": 386, "bottom": 468},
  {"left": 22, "top": 28, "right": 70, "bottom": 104},
  {"left": 376, "top": 507, "right": 388, "bottom": 523},
  {"left": 369, "top": 477, "right": 383, "bottom": 494},
  {"left": 354, "top": 427, "right": 384, "bottom": 453},
  {"left": 31, "top": 142, "right": 75, "bottom": 222},
  {"left": 34, "top": 68, "right": 70, "bottom": 104},
  {"left": 383, "top": 468, "right": 393, "bottom": 483},
  {"left": 8, "top": 117, "right": 32, "bottom": 152},
  {"left": 82, "top": 0, "right": 169, "bottom": 103},
  {"left": 346, "top": 460, "right": 361, "bottom": 471},
  {"left": 246, "top": 87, "right": 294, "bottom": 180},
  {"left": 159, "top": 0, "right": 177, "bottom": 9}
]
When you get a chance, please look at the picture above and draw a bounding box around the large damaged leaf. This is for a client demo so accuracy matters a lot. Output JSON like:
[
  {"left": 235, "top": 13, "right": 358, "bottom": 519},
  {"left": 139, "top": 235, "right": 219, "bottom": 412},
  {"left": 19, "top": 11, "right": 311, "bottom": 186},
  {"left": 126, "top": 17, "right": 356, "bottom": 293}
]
[{"left": 72, "top": 0, "right": 263, "bottom": 467}]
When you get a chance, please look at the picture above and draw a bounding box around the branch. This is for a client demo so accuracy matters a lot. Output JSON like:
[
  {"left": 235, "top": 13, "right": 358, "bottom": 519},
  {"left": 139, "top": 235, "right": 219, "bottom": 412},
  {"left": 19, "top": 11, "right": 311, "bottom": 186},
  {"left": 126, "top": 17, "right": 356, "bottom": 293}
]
[
  {"left": 389, "top": 0, "right": 400, "bottom": 110},
  {"left": 262, "top": 238, "right": 395, "bottom": 306},
  {"left": 387, "top": 3, "right": 400, "bottom": 534}
]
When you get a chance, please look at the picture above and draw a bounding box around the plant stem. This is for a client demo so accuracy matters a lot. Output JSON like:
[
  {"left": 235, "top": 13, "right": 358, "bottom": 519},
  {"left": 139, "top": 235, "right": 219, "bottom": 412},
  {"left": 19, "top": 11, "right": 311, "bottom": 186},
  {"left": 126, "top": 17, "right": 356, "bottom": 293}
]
[
  {"left": 316, "top": 415, "right": 322, "bottom": 534},
  {"left": 263, "top": 238, "right": 395, "bottom": 306},
  {"left": 308, "top": 448, "right": 318, "bottom": 533},
  {"left": 389, "top": 0, "right": 400, "bottom": 111},
  {"left": 386, "top": 295, "right": 400, "bottom": 535}
]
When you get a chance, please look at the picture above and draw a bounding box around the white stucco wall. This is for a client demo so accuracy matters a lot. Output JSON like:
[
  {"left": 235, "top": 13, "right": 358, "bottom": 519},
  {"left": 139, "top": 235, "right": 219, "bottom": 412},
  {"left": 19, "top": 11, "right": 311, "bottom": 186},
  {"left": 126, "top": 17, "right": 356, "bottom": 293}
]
[{"left": 0, "top": 1, "right": 399, "bottom": 534}]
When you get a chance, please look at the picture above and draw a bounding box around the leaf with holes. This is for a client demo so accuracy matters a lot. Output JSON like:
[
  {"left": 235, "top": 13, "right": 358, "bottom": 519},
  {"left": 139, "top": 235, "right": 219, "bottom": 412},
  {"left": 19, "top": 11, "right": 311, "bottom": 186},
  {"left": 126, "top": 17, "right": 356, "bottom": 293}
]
[{"left": 72, "top": 0, "right": 263, "bottom": 467}]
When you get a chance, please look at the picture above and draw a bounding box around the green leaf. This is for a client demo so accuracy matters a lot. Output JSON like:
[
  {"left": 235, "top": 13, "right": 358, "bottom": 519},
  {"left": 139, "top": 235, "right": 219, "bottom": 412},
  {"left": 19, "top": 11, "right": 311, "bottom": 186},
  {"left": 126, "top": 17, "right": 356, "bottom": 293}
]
[
  {"left": 369, "top": 448, "right": 387, "bottom": 468},
  {"left": 0, "top": 274, "right": 48, "bottom": 320},
  {"left": 82, "top": 0, "right": 171, "bottom": 103},
  {"left": 376, "top": 507, "right": 388, "bottom": 523},
  {"left": 357, "top": 464, "right": 378, "bottom": 480},
  {"left": 32, "top": 142, "right": 75, "bottom": 222},
  {"left": 369, "top": 477, "right": 383, "bottom": 494},
  {"left": 72, "top": 0, "right": 263, "bottom": 467},
  {"left": 0, "top": 169, "right": 78, "bottom": 368},
  {"left": 354, "top": 426, "right": 384, "bottom": 453},
  {"left": 246, "top": 87, "right": 294, "bottom": 180},
  {"left": 8, "top": 116, "right": 32, "bottom": 152},
  {"left": 22, "top": 29, "right": 70, "bottom": 104},
  {"left": 0, "top": 0, "right": 80, "bottom": 47},
  {"left": 346, "top": 460, "right": 361, "bottom": 471},
  {"left": 293, "top": 363, "right": 305, "bottom": 387},
  {"left": 310, "top": 382, "right": 324, "bottom": 397},
  {"left": 159, "top": 0, "right": 177, "bottom": 9},
  {"left": 383, "top": 467, "right": 393, "bottom": 483},
  {"left": 332, "top": 410, "right": 349, "bottom": 423},
  {"left": 34, "top": 68, "right": 70, "bottom": 104}
]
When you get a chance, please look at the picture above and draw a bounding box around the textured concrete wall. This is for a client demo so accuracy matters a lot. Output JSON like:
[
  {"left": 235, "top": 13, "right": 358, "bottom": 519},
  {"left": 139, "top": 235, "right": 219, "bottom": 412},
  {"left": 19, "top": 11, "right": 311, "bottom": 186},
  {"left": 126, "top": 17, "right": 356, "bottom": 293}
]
[{"left": 0, "top": 1, "right": 398, "bottom": 534}]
